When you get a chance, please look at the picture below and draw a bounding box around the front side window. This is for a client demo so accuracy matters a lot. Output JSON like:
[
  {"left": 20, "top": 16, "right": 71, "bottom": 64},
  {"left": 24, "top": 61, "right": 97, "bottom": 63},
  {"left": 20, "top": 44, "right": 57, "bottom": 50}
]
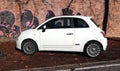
[
  {"left": 74, "top": 18, "right": 89, "bottom": 28},
  {"left": 45, "top": 18, "right": 73, "bottom": 29}
]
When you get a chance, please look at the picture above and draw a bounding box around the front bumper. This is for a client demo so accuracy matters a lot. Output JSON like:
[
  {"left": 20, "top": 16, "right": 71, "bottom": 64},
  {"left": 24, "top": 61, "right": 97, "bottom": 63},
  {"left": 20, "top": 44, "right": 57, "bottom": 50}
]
[{"left": 16, "top": 37, "right": 22, "bottom": 50}]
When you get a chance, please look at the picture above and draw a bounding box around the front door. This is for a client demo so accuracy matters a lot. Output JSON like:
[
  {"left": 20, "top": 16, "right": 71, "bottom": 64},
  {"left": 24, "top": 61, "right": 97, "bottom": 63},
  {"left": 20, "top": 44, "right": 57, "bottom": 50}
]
[{"left": 39, "top": 18, "right": 74, "bottom": 51}]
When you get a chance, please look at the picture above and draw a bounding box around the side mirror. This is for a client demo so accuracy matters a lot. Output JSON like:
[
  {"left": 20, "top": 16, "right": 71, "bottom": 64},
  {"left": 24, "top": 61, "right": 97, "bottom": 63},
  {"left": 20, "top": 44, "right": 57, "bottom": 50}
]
[{"left": 42, "top": 25, "right": 46, "bottom": 32}]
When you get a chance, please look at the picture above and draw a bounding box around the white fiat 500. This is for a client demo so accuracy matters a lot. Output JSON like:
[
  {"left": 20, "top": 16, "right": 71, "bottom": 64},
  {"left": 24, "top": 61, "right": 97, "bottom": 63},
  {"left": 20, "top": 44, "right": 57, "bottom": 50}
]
[{"left": 16, "top": 15, "right": 107, "bottom": 57}]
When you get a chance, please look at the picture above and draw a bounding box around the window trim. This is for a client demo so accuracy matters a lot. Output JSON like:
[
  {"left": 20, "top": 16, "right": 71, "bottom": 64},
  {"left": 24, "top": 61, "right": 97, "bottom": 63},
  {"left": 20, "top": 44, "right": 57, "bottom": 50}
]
[
  {"left": 41, "top": 17, "right": 74, "bottom": 29},
  {"left": 38, "top": 17, "right": 90, "bottom": 30}
]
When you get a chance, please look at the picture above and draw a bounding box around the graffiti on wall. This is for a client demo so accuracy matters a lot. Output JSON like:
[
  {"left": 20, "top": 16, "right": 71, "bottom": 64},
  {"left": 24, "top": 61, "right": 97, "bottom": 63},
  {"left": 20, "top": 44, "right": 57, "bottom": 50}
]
[
  {"left": 0, "top": 9, "right": 70, "bottom": 38},
  {"left": 0, "top": 7, "right": 82, "bottom": 38},
  {"left": 0, "top": 9, "right": 39, "bottom": 38},
  {"left": 0, "top": 10, "right": 16, "bottom": 37},
  {"left": 21, "top": 9, "right": 39, "bottom": 29},
  {"left": 0, "top": 0, "right": 109, "bottom": 38}
]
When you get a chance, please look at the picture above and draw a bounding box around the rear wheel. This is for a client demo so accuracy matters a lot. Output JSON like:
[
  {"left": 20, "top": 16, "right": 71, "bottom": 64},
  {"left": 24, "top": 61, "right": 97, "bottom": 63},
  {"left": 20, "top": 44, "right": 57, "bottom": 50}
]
[
  {"left": 22, "top": 40, "right": 37, "bottom": 55},
  {"left": 85, "top": 42, "right": 102, "bottom": 57}
]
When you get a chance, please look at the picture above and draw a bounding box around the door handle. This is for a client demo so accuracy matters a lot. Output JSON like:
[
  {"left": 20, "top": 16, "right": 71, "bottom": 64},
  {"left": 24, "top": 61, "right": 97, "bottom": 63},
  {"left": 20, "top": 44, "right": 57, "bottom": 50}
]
[{"left": 66, "top": 33, "right": 74, "bottom": 35}]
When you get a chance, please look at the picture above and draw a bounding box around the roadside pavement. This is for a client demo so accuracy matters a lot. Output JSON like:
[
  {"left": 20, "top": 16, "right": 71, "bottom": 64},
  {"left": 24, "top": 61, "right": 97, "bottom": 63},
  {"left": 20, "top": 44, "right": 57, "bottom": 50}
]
[{"left": 12, "top": 59, "right": 120, "bottom": 71}]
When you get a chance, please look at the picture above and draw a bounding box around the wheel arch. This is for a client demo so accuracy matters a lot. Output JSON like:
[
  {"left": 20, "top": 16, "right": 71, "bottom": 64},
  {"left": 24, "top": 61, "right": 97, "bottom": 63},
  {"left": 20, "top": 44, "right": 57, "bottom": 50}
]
[
  {"left": 84, "top": 40, "right": 103, "bottom": 52},
  {"left": 21, "top": 39, "right": 38, "bottom": 51}
]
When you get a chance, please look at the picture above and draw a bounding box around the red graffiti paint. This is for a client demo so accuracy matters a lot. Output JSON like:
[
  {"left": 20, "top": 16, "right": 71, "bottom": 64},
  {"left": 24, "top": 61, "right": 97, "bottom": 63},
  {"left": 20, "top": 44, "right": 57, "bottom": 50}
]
[{"left": 0, "top": 31, "right": 4, "bottom": 36}]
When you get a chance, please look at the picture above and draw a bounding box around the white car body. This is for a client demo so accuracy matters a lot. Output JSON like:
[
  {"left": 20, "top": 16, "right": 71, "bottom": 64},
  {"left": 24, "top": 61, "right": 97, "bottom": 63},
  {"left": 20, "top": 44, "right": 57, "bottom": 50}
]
[{"left": 16, "top": 15, "right": 107, "bottom": 57}]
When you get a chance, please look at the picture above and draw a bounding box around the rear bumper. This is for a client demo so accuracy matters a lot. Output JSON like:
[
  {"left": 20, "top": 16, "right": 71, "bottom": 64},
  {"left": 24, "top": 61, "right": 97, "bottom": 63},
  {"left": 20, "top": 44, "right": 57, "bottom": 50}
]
[{"left": 101, "top": 38, "right": 107, "bottom": 51}]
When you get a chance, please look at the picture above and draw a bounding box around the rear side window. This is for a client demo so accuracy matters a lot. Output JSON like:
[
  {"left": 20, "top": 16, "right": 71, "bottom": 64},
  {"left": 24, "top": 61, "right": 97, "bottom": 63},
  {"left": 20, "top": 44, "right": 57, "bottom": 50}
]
[{"left": 74, "top": 18, "right": 89, "bottom": 28}]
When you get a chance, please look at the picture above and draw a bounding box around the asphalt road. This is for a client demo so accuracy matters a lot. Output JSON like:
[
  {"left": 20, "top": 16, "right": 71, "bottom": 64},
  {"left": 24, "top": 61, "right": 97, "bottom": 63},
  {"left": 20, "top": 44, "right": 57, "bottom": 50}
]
[
  {"left": 75, "top": 63, "right": 120, "bottom": 71},
  {"left": 13, "top": 60, "right": 120, "bottom": 71}
]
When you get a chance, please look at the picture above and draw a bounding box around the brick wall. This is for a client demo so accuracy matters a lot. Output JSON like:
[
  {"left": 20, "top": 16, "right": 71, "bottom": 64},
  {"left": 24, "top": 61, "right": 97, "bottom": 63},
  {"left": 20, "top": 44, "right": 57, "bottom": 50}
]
[{"left": 0, "top": 0, "right": 119, "bottom": 39}]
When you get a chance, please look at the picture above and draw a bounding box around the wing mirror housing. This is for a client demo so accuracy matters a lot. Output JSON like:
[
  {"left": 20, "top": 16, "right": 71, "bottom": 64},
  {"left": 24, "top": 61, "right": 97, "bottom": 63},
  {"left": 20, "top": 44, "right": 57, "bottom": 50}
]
[{"left": 42, "top": 25, "right": 46, "bottom": 32}]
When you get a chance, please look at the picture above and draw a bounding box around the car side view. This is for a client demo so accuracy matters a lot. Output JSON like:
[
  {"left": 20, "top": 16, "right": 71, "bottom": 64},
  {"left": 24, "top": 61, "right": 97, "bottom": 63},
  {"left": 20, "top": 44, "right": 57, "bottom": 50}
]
[{"left": 16, "top": 15, "right": 107, "bottom": 57}]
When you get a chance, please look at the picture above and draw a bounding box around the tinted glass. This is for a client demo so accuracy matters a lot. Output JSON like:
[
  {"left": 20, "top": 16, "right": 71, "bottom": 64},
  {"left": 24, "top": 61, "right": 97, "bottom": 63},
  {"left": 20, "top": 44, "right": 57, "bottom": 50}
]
[
  {"left": 45, "top": 18, "right": 73, "bottom": 29},
  {"left": 74, "top": 18, "right": 89, "bottom": 28}
]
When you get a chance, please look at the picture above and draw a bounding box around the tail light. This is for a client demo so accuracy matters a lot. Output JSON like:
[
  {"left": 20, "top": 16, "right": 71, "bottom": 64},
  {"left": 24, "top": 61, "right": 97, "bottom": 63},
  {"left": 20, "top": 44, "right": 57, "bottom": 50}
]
[{"left": 101, "top": 31, "right": 106, "bottom": 38}]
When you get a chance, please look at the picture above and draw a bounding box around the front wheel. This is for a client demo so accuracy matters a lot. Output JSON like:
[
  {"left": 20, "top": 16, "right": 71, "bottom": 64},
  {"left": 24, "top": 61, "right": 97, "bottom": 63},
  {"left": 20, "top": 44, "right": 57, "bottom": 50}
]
[
  {"left": 84, "top": 42, "right": 102, "bottom": 57},
  {"left": 22, "top": 40, "right": 37, "bottom": 55}
]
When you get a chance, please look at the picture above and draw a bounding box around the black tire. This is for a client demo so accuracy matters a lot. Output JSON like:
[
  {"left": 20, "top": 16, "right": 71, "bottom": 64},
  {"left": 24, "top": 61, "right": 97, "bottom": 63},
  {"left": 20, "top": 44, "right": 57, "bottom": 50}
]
[
  {"left": 84, "top": 42, "right": 102, "bottom": 57},
  {"left": 22, "top": 40, "right": 37, "bottom": 55}
]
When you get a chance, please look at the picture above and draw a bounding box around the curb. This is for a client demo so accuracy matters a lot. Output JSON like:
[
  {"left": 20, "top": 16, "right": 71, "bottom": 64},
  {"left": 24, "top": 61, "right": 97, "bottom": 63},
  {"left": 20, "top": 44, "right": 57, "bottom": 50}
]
[{"left": 12, "top": 59, "right": 120, "bottom": 71}]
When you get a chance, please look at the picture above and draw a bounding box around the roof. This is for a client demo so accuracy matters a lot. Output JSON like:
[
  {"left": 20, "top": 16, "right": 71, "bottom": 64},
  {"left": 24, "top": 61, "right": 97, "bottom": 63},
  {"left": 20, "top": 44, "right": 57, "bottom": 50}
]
[
  {"left": 47, "top": 15, "right": 92, "bottom": 21},
  {"left": 36, "top": 15, "right": 92, "bottom": 29}
]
